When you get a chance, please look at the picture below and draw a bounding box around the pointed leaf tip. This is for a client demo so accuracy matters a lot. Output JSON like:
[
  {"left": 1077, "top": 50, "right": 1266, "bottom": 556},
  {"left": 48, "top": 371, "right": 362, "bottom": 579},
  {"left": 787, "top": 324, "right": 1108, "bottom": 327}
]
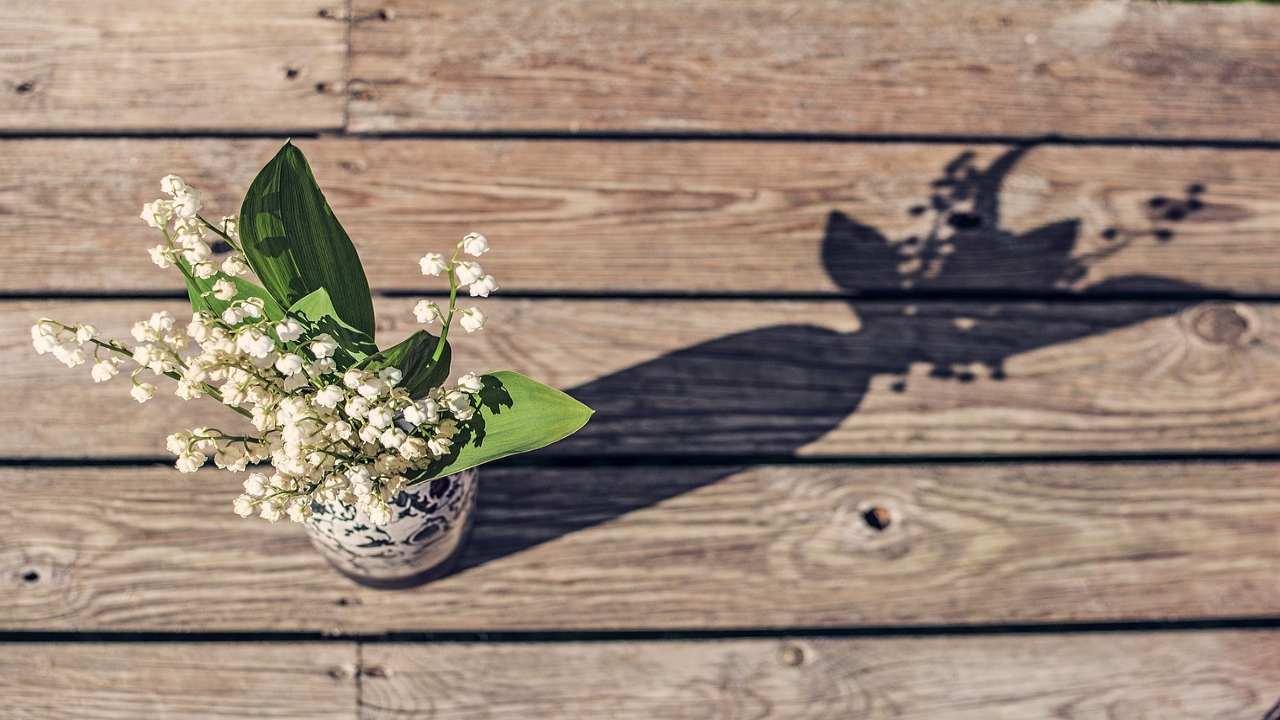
[
  {"left": 411, "top": 371, "right": 592, "bottom": 482},
  {"left": 238, "top": 142, "right": 376, "bottom": 338}
]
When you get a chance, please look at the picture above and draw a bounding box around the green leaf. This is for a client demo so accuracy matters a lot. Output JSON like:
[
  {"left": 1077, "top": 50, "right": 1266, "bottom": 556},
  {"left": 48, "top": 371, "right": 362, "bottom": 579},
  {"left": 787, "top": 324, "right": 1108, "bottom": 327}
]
[
  {"left": 411, "top": 371, "right": 593, "bottom": 483},
  {"left": 238, "top": 141, "right": 376, "bottom": 339},
  {"left": 180, "top": 262, "right": 284, "bottom": 321},
  {"left": 358, "top": 331, "right": 451, "bottom": 398},
  {"left": 287, "top": 287, "right": 377, "bottom": 363}
]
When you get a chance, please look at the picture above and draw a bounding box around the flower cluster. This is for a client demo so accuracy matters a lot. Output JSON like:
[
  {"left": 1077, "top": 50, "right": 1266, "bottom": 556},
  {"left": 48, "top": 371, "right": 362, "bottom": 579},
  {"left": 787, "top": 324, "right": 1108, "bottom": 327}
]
[
  {"left": 412, "top": 232, "right": 495, "bottom": 332},
  {"left": 141, "top": 175, "right": 248, "bottom": 281},
  {"left": 33, "top": 176, "right": 499, "bottom": 526}
]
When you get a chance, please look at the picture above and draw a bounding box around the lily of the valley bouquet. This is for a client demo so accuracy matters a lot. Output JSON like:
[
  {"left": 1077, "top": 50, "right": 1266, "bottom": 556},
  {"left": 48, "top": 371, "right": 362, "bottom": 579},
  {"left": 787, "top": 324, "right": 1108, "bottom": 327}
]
[{"left": 32, "top": 143, "right": 592, "bottom": 526}]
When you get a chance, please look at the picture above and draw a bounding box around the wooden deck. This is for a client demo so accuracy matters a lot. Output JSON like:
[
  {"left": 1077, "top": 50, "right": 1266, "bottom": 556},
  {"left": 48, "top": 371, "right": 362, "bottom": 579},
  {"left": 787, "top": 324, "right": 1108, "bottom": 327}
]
[{"left": 2, "top": 1, "right": 1279, "bottom": 717}]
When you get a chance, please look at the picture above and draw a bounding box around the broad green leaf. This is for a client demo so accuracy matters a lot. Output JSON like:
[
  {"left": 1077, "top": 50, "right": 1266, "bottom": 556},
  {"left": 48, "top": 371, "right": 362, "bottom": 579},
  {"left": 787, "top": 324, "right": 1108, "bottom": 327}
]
[
  {"left": 239, "top": 141, "right": 376, "bottom": 338},
  {"left": 180, "top": 261, "right": 284, "bottom": 321},
  {"left": 358, "top": 331, "right": 451, "bottom": 398},
  {"left": 287, "top": 287, "right": 376, "bottom": 363},
  {"left": 411, "top": 371, "right": 593, "bottom": 483}
]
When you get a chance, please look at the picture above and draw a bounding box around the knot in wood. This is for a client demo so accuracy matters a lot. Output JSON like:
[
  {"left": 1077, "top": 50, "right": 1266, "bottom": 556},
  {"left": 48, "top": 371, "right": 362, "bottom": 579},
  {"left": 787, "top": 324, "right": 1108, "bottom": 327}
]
[
  {"left": 862, "top": 506, "right": 892, "bottom": 531},
  {"left": 779, "top": 644, "right": 805, "bottom": 667},
  {"left": 1189, "top": 303, "right": 1255, "bottom": 346}
]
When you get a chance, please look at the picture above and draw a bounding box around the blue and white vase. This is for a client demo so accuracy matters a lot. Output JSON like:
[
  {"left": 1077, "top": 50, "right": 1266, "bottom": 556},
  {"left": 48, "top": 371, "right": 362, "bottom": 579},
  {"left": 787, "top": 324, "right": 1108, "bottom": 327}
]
[{"left": 305, "top": 468, "right": 479, "bottom": 589}]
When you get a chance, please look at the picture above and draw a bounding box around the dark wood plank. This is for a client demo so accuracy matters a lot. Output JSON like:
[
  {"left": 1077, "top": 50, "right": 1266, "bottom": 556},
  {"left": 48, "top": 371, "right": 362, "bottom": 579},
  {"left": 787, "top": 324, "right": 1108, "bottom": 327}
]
[
  {"left": 3, "top": 462, "right": 1278, "bottom": 631},
  {"left": 348, "top": 0, "right": 1280, "bottom": 139},
  {"left": 361, "top": 633, "right": 1280, "bottom": 719},
  {"left": 4, "top": 140, "right": 1280, "bottom": 294},
  {"left": 0, "top": 642, "right": 356, "bottom": 719},
  {"left": 0, "top": 1, "right": 346, "bottom": 132},
  {"left": 8, "top": 298, "right": 1279, "bottom": 459}
]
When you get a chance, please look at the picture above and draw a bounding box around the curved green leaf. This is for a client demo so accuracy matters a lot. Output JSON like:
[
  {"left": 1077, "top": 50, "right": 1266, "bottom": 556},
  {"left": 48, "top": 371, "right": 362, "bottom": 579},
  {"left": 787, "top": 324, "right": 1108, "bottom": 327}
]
[
  {"left": 288, "top": 287, "right": 376, "bottom": 363},
  {"left": 410, "top": 371, "right": 593, "bottom": 483},
  {"left": 358, "top": 330, "right": 451, "bottom": 398},
  {"left": 239, "top": 141, "right": 376, "bottom": 338}
]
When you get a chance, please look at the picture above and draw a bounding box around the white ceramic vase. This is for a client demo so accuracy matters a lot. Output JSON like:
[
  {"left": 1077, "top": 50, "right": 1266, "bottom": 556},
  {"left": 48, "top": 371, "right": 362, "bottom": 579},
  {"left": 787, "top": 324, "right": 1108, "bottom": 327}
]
[{"left": 304, "top": 468, "right": 479, "bottom": 588}]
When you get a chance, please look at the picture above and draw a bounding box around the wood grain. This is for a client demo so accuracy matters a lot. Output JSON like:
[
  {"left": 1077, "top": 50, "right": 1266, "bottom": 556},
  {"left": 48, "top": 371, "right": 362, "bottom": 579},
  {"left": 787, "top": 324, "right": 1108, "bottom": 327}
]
[
  {"left": 8, "top": 298, "right": 1279, "bottom": 459},
  {"left": 348, "top": 0, "right": 1280, "bottom": 139},
  {"left": 0, "top": 0, "right": 346, "bottom": 132},
  {"left": 2, "top": 462, "right": 1277, "bottom": 632},
  {"left": 5, "top": 139, "right": 1280, "bottom": 294},
  {"left": 0, "top": 642, "right": 356, "bottom": 719},
  {"left": 361, "top": 633, "right": 1280, "bottom": 719}
]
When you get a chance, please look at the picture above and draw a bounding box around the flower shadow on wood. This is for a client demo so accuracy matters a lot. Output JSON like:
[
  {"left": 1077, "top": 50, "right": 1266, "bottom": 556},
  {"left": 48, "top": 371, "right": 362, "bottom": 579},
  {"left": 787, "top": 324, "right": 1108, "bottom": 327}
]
[{"left": 455, "top": 144, "right": 1211, "bottom": 574}]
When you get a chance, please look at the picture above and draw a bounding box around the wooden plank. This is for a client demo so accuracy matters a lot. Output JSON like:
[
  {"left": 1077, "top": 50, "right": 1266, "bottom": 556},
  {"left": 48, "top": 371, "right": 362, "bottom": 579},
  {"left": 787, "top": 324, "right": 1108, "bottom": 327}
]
[
  {"left": 361, "top": 633, "right": 1280, "bottom": 719},
  {"left": 0, "top": 642, "right": 356, "bottom": 719},
  {"left": 8, "top": 298, "right": 1280, "bottom": 459},
  {"left": 348, "top": 0, "right": 1280, "bottom": 139},
  {"left": 2, "top": 462, "right": 1277, "bottom": 632},
  {"left": 0, "top": 1, "right": 346, "bottom": 132},
  {"left": 4, "top": 139, "right": 1280, "bottom": 294}
]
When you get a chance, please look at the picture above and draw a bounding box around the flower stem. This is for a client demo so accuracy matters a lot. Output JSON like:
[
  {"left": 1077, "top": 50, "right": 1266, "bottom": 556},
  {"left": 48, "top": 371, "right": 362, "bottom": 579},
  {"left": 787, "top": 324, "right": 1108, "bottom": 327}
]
[
  {"left": 84, "top": 336, "right": 253, "bottom": 419},
  {"left": 197, "top": 215, "right": 242, "bottom": 252},
  {"left": 430, "top": 247, "right": 462, "bottom": 364}
]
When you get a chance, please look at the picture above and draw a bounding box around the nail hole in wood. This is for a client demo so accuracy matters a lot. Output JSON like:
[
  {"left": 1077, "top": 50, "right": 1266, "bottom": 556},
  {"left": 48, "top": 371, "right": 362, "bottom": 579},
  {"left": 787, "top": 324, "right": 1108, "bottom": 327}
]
[
  {"left": 14, "top": 81, "right": 34, "bottom": 94},
  {"left": 21, "top": 570, "right": 39, "bottom": 583},
  {"left": 314, "top": 82, "right": 329, "bottom": 94},
  {"left": 285, "top": 67, "right": 300, "bottom": 80},
  {"left": 335, "top": 596, "right": 362, "bottom": 607},
  {"left": 363, "top": 665, "right": 390, "bottom": 678},
  {"left": 349, "top": 82, "right": 374, "bottom": 102},
  {"left": 317, "top": 7, "right": 332, "bottom": 18},
  {"left": 862, "top": 506, "right": 892, "bottom": 531},
  {"left": 377, "top": 8, "right": 395, "bottom": 20},
  {"left": 326, "top": 666, "right": 349, "bottom": 680},
  {"left": 779, "top": 644, "right": 805, "bottom": 666}
]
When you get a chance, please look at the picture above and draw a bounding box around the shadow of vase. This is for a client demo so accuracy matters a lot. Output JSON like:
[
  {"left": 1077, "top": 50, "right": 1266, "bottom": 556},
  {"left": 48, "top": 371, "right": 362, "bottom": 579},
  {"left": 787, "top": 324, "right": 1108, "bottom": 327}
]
[{"left": 454, "top": 145, "right": 1212, "bottom": 574}]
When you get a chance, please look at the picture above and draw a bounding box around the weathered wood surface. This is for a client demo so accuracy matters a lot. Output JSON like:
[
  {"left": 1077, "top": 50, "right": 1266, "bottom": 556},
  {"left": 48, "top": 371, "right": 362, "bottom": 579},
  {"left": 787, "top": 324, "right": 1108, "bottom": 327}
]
[
  {"left": 0, "top": 1, "right": 347, "bottom": 133},
  {"left": 3, "top": 462, "right": 1277, "bottom": 632},
  {"left": 8, "top": 298, "right": 1279, "bottom": 459},
  {"left": 362, "top": 633, "right": 1280, "bottom": 719},
  {"left": 5, "top": 139, "right": 1280, "bottom": 294},
  {"left": 0, "top": 642, "right": 356, "bottom": 719},
  {"left": 348, "top": 0, "right": 1280, "bottom": 139},
  {"left": 3, "top": 635, "right": 1272, "bottom": 719}
]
